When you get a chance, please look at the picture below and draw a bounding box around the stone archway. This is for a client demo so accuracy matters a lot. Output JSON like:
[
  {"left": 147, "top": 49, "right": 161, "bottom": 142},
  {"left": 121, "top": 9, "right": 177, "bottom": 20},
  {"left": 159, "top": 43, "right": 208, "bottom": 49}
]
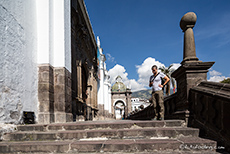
[{"left": 114, "top": 101, "right": 126, "bottom": 120}]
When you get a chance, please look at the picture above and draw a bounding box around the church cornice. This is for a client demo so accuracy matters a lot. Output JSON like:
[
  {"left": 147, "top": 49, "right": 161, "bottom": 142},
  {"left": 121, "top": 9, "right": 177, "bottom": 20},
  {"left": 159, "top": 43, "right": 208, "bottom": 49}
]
[{"left": 78, "top": 0, "right": 97, "bottom": 51}]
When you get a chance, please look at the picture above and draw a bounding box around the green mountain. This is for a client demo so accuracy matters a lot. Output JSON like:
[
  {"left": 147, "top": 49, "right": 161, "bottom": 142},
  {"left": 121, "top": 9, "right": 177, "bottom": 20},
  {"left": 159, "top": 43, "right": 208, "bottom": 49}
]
[
  {"left": 131, "top": 89, "right": 152, "bottom": 100},
  {"left": 132, "top": 89, "right": 176, "bottom": 99}
]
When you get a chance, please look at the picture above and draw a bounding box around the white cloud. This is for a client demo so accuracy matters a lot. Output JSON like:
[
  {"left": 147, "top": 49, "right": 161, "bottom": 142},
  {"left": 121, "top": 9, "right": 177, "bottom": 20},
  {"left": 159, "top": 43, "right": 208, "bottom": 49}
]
[
  {"left": 108, "top": 64, "right": 146, "bottom": 92},
  {"left": 136, "top": 57, "right": 165, "bottom": 87},
  {"left": 108, "top": 64, "right": 129, "bottom": 85},
  {"left": 209, "top": 70, "right": 222, "bottom": 76},
  {"left": 171, "top": 63, "right": 181, "bottom": 71},
  {"left": 108, "top": 57, "right": 181, "bottom": 92},
  {"left": 208, "top": 70, "right": 228, "bottom": 82},
  {"left": 129, "top": 79, "right": 145, "bottom": 92},
  {"left": 209, "top": 76, "right": 226, "bottom": 82},
  {"left": 106, "top": 53, "right": 116, "bottom": 63}
]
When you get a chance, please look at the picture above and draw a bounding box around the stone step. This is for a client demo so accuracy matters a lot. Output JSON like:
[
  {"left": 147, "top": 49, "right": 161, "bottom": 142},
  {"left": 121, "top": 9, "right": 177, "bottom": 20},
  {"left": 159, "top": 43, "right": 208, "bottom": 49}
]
[
  {"left": 16, "top": 120, "right": 185, "bottom": 132},
  {"left": 0, "top": 137, "right": 218, "bottom": 153},
  {"left": 0, "top": 120, "right": 220, "bottom": 153},
  {"left": 6, "top": 152, "right": 219, "bottom": 154},
  {"left": 3, "top": 127, "right": 199, "bottom": 141}
]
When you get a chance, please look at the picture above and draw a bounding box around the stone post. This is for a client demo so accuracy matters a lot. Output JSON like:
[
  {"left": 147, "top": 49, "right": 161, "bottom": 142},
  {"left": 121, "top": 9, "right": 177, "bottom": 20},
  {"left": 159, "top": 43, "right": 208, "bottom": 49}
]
[
  {"left": 76, "top": 60, "right": 83, "bottom": 102},
  {"left": 126, "top": 89, "right": 132, "bottom": 118},
  {"left": 53, "top": 67, "right": 72, "bottom": 123},
  {"left": 38, "top": 64, "right": 54, "bottom": 124},
  {"left": 180, "top": 12, "right": 199, "bottom": 64},
  {"left": 171, "top": 12, "right": 214, "bottom": 122}
]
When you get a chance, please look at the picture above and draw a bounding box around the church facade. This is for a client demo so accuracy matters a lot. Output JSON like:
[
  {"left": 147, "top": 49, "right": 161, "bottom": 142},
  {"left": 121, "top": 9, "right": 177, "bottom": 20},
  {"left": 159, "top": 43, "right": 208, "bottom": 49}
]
[
  {"left": 111, "top": 76, "right": 132, "bottom": 119},
  {"left": 0, "top": 0, "right": 98, "bottom": 124}
]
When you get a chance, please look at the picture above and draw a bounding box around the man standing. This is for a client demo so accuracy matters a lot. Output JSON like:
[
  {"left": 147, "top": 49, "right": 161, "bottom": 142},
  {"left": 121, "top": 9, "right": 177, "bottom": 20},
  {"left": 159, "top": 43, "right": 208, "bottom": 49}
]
[{"left": 149, "top": 65, "right": 170, "bottom": 120}]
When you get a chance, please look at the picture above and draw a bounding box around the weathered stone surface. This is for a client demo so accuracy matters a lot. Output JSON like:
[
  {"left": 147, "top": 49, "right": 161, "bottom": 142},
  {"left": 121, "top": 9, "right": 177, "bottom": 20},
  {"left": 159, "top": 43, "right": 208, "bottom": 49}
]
[
  {"left": 6, "top": 125, "right": 199, "bottom": 142},
  {"left": 180, "top": 12, "right": 197, "bottom": 31},
  {"left": 71, "top": 1, "right": 98, "bottom": 121},
  {"left": 38, "top": 64, "right": 54, "bottom": 124},
  {"left": 54, "top": 112, "right": 73, "bottom": 123},
  {"left": 0, "top": 120, "right": 219, "bottom": 153},
  {"left": 53, "top": 67, "right": 72, "bottom": 123},
  {"left": 189, "top": 81, "right": 230, "bottom": 152},
  {"left": 14, "top": 120, "right": 183, "bottom": 132},
  {"left": 180, "top": 12, "right": 199, "bottom": 64},
  {"left": 37, "top": 113, "right": 54, "bottom": 124}
]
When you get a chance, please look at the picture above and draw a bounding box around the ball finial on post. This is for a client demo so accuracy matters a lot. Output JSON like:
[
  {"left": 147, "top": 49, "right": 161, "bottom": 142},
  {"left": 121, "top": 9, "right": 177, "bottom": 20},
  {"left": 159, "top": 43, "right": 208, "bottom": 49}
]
[
  {"left": 180, "top": 12, "right": 199, "bottom": 64},
  {"left": 180, "top": 12, "right": 197, "bottom": 32}
]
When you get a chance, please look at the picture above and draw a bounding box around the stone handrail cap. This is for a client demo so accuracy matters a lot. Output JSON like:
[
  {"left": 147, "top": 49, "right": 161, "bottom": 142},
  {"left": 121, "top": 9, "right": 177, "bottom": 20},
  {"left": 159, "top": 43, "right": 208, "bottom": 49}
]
[{"left": 180, "top": 12, "right": 197, "bottom": 31}]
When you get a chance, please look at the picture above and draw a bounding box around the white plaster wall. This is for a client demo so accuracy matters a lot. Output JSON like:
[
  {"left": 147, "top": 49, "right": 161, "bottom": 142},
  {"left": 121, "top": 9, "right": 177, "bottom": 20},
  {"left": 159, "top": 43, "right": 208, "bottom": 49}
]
[{"left": 0, "top": 0, "right": 38, "bottom": 123}]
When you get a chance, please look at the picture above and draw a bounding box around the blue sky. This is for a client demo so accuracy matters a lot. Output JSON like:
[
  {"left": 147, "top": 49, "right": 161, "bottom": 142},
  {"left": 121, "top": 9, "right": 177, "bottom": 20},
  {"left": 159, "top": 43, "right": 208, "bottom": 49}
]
[{"left": 84, "top": 0, "right": 230, "bottom": 91}]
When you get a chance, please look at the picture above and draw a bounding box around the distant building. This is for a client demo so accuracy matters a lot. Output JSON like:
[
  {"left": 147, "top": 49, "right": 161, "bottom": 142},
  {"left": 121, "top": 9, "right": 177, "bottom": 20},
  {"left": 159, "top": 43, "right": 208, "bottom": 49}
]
[
  {"left": 131, "top": 98, "right": 150, "bottom": 111},
  {"left": 111, "top": 76, "right": 132, "bottom": 119}
]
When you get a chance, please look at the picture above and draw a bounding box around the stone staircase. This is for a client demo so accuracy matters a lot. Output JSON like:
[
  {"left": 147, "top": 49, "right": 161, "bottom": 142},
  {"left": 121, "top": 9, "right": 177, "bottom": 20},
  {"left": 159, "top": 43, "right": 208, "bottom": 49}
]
[{"left": 0, "top": 120, "right": 219, "bottom": 153}]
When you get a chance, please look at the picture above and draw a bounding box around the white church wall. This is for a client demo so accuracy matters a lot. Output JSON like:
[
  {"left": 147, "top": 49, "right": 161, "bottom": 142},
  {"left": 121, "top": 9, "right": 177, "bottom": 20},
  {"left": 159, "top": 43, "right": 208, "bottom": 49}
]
[{"left": 0, "top": 0, "right": 38, "bottom": 123}]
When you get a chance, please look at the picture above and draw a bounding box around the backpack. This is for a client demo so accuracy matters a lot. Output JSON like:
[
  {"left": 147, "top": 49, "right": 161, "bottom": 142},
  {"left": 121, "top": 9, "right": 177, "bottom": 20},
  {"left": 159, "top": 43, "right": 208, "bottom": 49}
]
[{"left": 161, "top": 77, "right": 165, "bottom": 91}]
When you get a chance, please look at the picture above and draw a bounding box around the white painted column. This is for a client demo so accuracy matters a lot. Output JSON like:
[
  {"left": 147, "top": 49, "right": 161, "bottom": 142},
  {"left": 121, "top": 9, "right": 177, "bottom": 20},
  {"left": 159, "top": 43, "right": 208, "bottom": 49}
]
[
  {"left": 36, "top": 0, "right": 71, "bottom": 72},
  {"left": 99, "top": 54, "right": 105, "bottom": 106},
  {"left": 52, "top": 0, "right": 71, "bottom": 72},
  {"left": 104, "top": 81, "right": 108, "bottom": 111},
  {"left": 104, "top": 69, "right": 110, "bottom": 113},
  {"left": 36, "top": 0, "right": 50, "bottom": 64},
  {"left": 97, "top": 36, "right": 104, "bottom": 108},
  {"left": 108, "top": 84, "right": 112, "bottom": 113}
]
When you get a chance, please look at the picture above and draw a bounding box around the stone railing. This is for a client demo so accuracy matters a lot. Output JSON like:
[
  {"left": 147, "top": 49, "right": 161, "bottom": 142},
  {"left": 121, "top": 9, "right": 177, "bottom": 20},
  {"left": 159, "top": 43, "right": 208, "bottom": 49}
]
[
  {"left": 128, "top": 93, "right": 177, "bottom": 120},
  {"left": 164, "top": 93, "right": 187, "bottom": 120},
  {"left": 128, "top": 81, "right": 230, "bottom": 152},
  {"left": 189, "top": 81, "right": 230, "bottom": 152},
  {"left": 128, "top": 104, "right": 155, "bottom": 120}
]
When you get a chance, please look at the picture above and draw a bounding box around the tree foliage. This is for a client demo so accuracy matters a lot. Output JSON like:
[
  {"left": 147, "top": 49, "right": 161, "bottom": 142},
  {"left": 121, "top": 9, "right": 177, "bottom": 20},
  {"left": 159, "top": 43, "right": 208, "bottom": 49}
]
[
  {"left": 159, "top": 64, "right": 176, "bottom": 96},
  {"left": 220, "top": 78, "right": 230, "bottom": 84}
]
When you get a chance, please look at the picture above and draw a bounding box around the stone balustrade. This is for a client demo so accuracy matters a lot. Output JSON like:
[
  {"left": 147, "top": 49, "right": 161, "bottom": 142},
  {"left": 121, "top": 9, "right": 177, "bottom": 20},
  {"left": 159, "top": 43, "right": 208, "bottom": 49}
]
[
  {"left": 129, "top": 81, "right": 230, "bottom": 152},
  {"left": 189, "top": 81, "right": 230, "bottom": 152},
  {"left": 128, "top": 104, "right": 154, "bottom": 120}
]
